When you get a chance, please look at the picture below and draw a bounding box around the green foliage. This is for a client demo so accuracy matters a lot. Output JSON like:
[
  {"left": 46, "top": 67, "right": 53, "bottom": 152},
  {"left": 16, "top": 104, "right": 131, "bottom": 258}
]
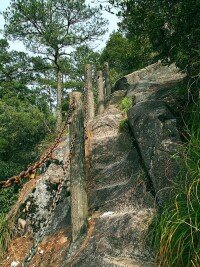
[
  {"left": 119, "top": 97, "right": 132, "bottom": 112},
  {"left": 4, "top": 0, "right": 107, "bottom": 52},
  {"left": 109, "top": 68, "right": 123, "bottom": 88},
  {"left": 0, "top": 214, "right": 14, "bottom": 260},
  {"left": 111, "top": 0, "right": 200, "bottom": 84},
  {"left": 100, "top": 32, "right": 154, "bottom": 86},
  {"left": 119, "top": 118, "right": 130, "bottom": 133},
  {"left": 100, "top": 32, "right": 133, "bottom": 75},
  {"left": 0, "top": 100, "right": 54, "bottom": 164},
  {"left": 3, "top": 0, "right": 108, "bottom": 125},
  {"left": 0, "top": 38, "right": 56, "bottom": 216},
  {"left": 0, "top": 161, "right": 22, "bottom": 181},
  {"left": 119, "top": 97, "right": 132, "bottom": 132},
  {"left": 67, "top": 45, "right": 101, "bottom": 92},
  {"left": 0, "top": 98, "right": 54, "bottom": 214},
  {"left": 149, "top": 101, "right": 200, "bottom": 267},
  {"left": 0, "top": 39, "right": 34, "bottom": 100},
  {"left": 0, "top": 186, "right": 19, "bottom": 214}
]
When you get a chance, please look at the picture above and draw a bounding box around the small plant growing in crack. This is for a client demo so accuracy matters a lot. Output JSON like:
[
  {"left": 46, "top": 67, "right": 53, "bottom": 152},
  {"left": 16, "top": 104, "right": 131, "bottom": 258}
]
[{"left": 119, "top": 97, "right": 132, "bottom": 113}]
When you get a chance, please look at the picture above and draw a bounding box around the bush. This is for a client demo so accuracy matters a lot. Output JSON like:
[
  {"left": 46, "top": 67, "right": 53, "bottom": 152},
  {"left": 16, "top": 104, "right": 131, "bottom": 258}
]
[
  {"left": 0, "top": 99, "right": 55, "bottom": 214},
  {"left": 0, "top": 160, "right": 23, "bottom": 181},
  {"left": 0, "top": 100, "right": 55, "bottom": 164},
  {"left": 0, "top": 213, "right": 14, "bottom": 260},
  {"left": 0, "top": 186, "right": 19, "bottom": 214}
]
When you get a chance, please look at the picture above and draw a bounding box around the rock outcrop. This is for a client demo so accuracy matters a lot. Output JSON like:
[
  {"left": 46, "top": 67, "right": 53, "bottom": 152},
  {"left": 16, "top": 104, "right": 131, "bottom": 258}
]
[
  {"left": 1, "top": 62, "right": 186, "bottom": 267},
  {"left": 123, "top": 62, "right": 185, "bottom": 204},
  {"left": 128, "top": 101, "right": 181, "bottom": 204}
]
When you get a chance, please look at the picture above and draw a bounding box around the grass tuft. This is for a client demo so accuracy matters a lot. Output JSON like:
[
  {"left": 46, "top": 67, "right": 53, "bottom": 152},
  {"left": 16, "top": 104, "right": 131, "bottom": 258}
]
[{"left": 119, "top": 97, "right": 132, "bottom": 113}]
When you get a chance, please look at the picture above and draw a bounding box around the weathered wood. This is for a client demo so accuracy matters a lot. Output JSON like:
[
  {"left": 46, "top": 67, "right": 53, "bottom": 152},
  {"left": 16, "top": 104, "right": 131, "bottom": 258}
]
[
  {"left": 56, "top": 69, "right": 63, "bottom": 131},
  {"left": 85, "top": 64, "right": 95, "bottom": 122},
  {"left": 96, "top": 70, "right": 105, "bottom": 115},
  {"left": 69, "top": 92, "right": 88, "bottom": 242},
  {"left": 104, "top": 62, "right": 111, "bottom": 96}
]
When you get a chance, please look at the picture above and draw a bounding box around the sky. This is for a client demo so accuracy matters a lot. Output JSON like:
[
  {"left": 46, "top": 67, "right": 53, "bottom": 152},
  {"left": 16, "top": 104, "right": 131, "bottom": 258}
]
[{"left": 0, "top": 0, "right": 120, "bottom": 52}]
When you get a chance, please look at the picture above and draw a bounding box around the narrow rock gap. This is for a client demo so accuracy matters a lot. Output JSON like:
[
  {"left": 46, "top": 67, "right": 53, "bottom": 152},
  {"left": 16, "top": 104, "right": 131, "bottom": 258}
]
[{"left": 127, "top": 121, "right": 157, "bottom": 201}]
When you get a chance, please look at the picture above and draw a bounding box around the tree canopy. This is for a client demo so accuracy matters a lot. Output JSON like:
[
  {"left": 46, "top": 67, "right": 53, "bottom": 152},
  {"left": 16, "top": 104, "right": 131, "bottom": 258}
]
[
  {"left": 109, "top": 0, "right": 200, "bottom": 82},
  {"left": 3, "top": 0, "right": 108, "bottom": 129}
]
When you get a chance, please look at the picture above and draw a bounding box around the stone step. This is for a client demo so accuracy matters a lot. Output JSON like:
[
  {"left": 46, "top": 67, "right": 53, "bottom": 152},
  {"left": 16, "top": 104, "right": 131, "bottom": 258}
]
[
  {"left": 71, "top": 210, "right": 155, "bottom": 267},
  {"left": 102, "top": 256, "right": 154, "bottom": 267},
  {"left": 89, "top": 157, "right": 137, "bottom": 189},
  {"left": 89, "top": 178, "right": 154, "bottom": 213}
]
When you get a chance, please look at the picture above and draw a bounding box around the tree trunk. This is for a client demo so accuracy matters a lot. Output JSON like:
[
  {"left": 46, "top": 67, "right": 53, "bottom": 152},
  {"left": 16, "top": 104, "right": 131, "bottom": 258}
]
[
  {"left": 48, "top": 85, "right": 53, "bottom": 113},
  {"left": 56, "top": 69, "right": 62, "bottom": 131},
  {"left": 104, "top": 62, "right": 111, "bottom": 96},
  {"left": 97, "top": 70, "right": 105, "bottom": 114},
  {"left": 69, "top": 92, "right": 88, "bottom": 242}
]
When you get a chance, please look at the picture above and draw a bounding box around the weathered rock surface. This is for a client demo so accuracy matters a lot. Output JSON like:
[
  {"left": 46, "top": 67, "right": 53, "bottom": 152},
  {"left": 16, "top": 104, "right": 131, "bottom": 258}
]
[
  {"left": 128, "top": 101, "right": 181, "bottom": 204},
  {"left": 16, "top": 138, "right": 71, "bottom": 237},
  {"left": 116, "top": 62, "right": 186, "bottom": 204},
  {"left": 65, "top": 98, "right": 155, "bottom": 267},
  {"left": 113, "top": 62, "right": 185, "bottom": 95}
]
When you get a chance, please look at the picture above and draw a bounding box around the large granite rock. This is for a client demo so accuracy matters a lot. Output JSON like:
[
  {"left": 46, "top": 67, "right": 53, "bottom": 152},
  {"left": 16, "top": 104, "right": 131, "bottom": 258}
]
[
  {"left": 128, "top": 101, "right": 181, "bottom": 204},
  {"left": 113, "top": 62, "right": 162, "bottom": 92},
  {"left": 111, "top": 62, "right": 186, "bottom": 205},
  {"left": 113, "top": 62, "right": 185, "bottom": 95}
]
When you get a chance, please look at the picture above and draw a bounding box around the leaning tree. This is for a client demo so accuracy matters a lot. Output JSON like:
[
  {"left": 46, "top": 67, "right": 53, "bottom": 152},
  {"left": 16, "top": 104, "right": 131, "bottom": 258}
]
[{"left": 3, "top": 0, "right": 107, "bottom": 130}]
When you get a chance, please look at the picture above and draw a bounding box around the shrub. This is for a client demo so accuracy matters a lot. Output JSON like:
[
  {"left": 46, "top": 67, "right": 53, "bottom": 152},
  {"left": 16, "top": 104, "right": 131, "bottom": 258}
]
[
  {"left": 0, "top": 185, "right": 19, "bottom": 214},
  {"left": 0, "top": 214, "right": 14, "bottom": 260}
]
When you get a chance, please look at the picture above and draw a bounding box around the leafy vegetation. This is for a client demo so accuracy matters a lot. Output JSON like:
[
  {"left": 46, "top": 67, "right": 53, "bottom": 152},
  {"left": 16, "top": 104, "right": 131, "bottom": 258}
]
[
  {"left": 150, "top": 179, "right": 200, "bottom": 266},
  {"left": 3, "top": 0, "right": 107, "bottom": 129},
  {"left": 100, "top": 31, "right": 154, "bottom": 83},
  {"left": 118, "top": 97, "right": 132, "bottom": 132},
  {"left": 119, "top": 97, "right": 132, "bottom": 112},
  {"left": 0, "top": 214, "right": 14, "bottom": 260},
  {"left": 0, "top": 187, "right": 19, "bottom": 215}
]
